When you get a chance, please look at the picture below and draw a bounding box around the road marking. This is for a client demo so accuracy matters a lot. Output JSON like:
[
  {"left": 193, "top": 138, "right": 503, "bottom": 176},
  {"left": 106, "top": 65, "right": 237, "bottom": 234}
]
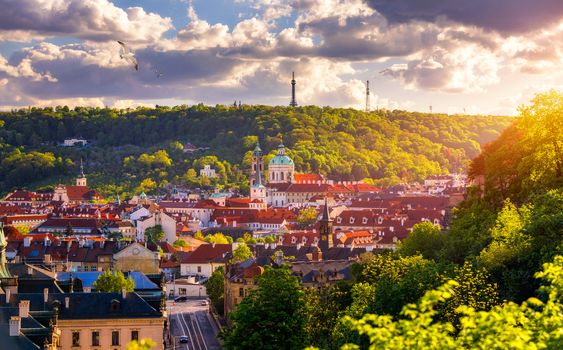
[
  {"left": 180, "top": 311, "right": 200, "bottom": 350},
  {"left": 192, "top": 312, "right": 209, "bottom": 350},
  {"left": 175, "top": 309, "right": 196, "bottom": 350}
]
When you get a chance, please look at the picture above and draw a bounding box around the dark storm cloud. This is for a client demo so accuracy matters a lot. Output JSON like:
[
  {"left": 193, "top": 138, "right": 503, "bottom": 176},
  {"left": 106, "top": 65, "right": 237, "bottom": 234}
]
[{"left": 368, "top": 0, "right": 563, "bottom": 34}]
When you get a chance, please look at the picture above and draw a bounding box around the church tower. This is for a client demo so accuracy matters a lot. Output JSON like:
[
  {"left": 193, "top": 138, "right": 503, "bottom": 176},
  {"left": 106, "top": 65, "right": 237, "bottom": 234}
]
[
  {"left": 318, "top": 198, "right": 333, "bottom": 255},
  {"left": 76, "top": 159, "right": 87, "bottom": 187},
  {"left": 250, "top": 154, "right": 267, "bottom": 203},
  {"left": 251, "top": 142, "right": 264, "bottom": 186},
  {"left": 289, "top": 72, "right": 297, "bottom": 107}
]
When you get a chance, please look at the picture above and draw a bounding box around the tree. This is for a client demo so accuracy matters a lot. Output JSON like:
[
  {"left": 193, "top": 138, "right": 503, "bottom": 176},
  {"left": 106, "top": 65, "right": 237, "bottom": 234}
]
[
  {"left": 519, "top": 90, "right": 563, "bottom": 182},
  {"left": 93, "top": 270, "right": 135, "bottom": 293},
  {"left": 338, "top": 255, "right": 563, "bottom": 350},
  {"left": 297, "top": 207, "right": 318, "bottom": 228},
  {"left": 145, "top": 225, "right": 165, "bottom": 242},
  {"left": 193, "top": 231, "right": 205, "bottom": 241},
  {"left": 126, "top": 339, "right": 155, "bottom": 350},
  {"left": 173, "top": 239, "right": 188, "bottom": 248},
  {"left": 399, "top": 222, "right": 445, "bottom": 261},
  {"left": 231, "top": 243, "right": 253, "bottom": 264},
  {"left": 221, "top": 266, "right": 306, "bottom": 350},
  {"left": 204, "top": 233, "right": 230, "bottom": 244},
  {"left": 206, "top": 266, "right": 225, "bottom": 315}
]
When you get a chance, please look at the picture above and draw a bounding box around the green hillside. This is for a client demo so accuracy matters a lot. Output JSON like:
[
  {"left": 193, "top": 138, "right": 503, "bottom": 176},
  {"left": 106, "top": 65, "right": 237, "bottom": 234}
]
[{"left": 0, "top": 105, "right": 512, "bottom": 196}]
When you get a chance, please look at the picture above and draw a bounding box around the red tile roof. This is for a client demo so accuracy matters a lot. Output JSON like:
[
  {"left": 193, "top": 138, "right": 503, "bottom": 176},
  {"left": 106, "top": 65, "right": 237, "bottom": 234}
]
[{"left": 181, "top": 244, "right": 232, "bottom": 264}]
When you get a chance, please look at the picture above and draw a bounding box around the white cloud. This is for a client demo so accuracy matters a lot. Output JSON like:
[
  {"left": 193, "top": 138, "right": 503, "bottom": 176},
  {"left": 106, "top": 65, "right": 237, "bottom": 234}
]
[{"left": 0, "top": 0, "right": 173, "bottom": 43}]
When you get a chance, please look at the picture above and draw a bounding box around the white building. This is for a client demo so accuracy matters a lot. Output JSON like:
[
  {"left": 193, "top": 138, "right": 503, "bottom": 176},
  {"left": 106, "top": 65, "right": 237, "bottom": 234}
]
[
  {"left": 62, "top": 138, "right": 88, "bottom": 147},
  {"left": 200, "top": 165, "right": 217, "bottom": 178}
]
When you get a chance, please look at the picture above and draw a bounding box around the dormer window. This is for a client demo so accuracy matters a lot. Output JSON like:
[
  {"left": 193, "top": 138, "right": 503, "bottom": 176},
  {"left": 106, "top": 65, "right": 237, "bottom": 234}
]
[
  {"left": 336, "top": 217, "right": 342, "bottom": 224},
  {"left": 349, "top": 217, "right": 355, "bottom": 224},
  {"left": 362, "top": 217, "right": 368, "bottom": 224}
]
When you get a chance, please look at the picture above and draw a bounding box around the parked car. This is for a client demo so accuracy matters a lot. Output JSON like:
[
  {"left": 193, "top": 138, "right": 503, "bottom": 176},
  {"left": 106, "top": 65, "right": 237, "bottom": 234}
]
[
  {"left": 179, "top": 335, "right": 189, "bottom": 344},
  {"left": 174, "top": 296, "right": 188, "bottom": 302}
]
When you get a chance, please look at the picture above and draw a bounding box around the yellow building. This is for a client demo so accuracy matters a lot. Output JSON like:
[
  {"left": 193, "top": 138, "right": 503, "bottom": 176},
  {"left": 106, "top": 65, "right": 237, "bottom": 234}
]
[{"left": 113, "top": 242, "right": 161, "bottom": 274}]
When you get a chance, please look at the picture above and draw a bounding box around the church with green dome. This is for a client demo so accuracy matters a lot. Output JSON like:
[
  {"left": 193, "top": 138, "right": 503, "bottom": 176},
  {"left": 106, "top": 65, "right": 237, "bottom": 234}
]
[{"left": 268, "top": 143, "right": 295, "bottom": 184}]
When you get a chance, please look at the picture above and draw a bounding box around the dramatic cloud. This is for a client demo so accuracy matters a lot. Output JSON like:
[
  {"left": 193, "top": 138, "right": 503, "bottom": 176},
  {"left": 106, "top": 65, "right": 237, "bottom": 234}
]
[
  {"left": 0, "top": 0, "right": 173, "bottom": 43},
  {"left": 368, "top": 0, "right": 563, "bottom": 34},
  {"left": 0, "top": 0, "right": 562, "bottom": 113}
]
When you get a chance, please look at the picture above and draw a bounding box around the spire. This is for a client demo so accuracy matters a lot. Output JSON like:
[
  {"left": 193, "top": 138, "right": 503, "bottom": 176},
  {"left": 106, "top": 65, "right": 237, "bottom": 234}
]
[
  {"left": 80, "top": 158, "right": 85, "bottom": 178},
  {"left": 290, "top": 71, "right": 297, "bottom": 107},
  {"left": 321, "top": 197, "right": 332, "bottom": 222},
  {"left": 253, "top": 141, "right": 263, "bottom": 156}
]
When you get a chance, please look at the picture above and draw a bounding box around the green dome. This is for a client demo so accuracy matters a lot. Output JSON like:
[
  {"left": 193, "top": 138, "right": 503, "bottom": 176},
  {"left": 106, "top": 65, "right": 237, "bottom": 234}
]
[{"left": 269, "top": 155, "right": 294, "bottom": 165}]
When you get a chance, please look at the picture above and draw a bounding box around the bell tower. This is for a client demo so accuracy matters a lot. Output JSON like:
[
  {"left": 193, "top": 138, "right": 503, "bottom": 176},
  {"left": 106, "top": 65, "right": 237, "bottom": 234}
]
[
  {"left": 251, "top": 142, "right": 264, "bottom": 186},
  {"left": 318, "top": 198, "right": 333, "bottom": 255},
  {"left": 76, "top": 159, "right": 87, "bottom": 187}
]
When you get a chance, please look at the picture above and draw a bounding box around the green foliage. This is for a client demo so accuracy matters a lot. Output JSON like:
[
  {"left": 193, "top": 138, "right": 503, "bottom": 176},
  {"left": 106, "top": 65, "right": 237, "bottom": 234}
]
[
  {"left": 399, "top": 222, "right": 445, "bottom": 260},
  {"left": 230, "top": 243, "right": 253, "bottom": 264},
  {"left": 205, "top": 266, "right": 225, "bottom": 316},
  {"left": 340, "top": 255, "right": 563, "bottom": 350},
  {"left": 93, "top": 270, "right": 135, "bottom": 293},
  {"left": 145, "top": 225, "right": 165, "bottom": 242},
  {"left": 204, "top": 233, "right": 231, "bottom": 244},
  {"left": 297, "top": 207, "right": 319, "bottom": 228},
  {"left": 478, "top": 199, "right": 532, "bottom": 271},
  {"left": 0, "top": 105, "right": 511, "bottom": 195},
  {"left": 126, "top": 339, "right": 156, "bottom": 350},
  {"left": 221, "top": 266, "right": 306, "bottom": 350},
  {"left": 173, "top": 239, "right": 188, "bottom": 248},
  {"left": 193, "top": 231, "right": 205, "bottom": 241}
]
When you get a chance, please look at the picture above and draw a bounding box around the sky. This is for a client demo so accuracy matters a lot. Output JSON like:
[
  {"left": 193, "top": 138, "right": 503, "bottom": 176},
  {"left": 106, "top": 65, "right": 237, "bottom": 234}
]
[{"left": 1, "top": 0, "right": 563, "bottom": 115}]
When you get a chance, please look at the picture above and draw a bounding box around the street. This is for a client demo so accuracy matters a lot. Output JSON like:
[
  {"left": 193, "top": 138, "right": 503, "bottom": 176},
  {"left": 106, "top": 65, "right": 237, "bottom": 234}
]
[{"left": 168, "top": 299, "right": 222, "bottom": 350}]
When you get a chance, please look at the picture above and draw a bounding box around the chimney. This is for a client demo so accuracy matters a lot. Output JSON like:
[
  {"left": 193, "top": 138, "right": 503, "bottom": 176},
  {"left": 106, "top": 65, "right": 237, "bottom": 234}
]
[
  {"left": 64, "top": 297, "right": 70, "bottom": 309},
  {"left": 9, "top": 316, "right": 20, "bottom": 336},
  {"left": 19, "top": 300, "right": 30, "bottom": 318},
  {"left": 6, "top": 289, "right": 10, "bottom": 303},
  {"left": 121, "top": 288, "right": 127, "bottom": 299},
  {"left": 43, "top": 288, "right": 49, "bottom": 303}
]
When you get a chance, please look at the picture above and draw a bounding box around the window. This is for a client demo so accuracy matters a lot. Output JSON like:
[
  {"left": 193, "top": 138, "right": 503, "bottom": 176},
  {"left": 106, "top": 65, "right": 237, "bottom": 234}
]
[
  {"left": 336, "top": 217, "right": 342, "bottom": 224},
  {"left": 111, "top": 331, "right": 120, "bottom": 346},
  {"left": 72, "top": 331, "right": 80, "bottom": 347},
  {"left": 349, "top": 217, "right": 355, "bottom": 224},
  {"left": 239, "top": 287, "right": 244, "bottom": 297},
  {"left": 362, "top": 217, "right": 368, "bottom": 224},
  {"left": 92, "top": 331, "right": 100, "bottom": 346},
  {"left": 131, "top": 330, "right": 139, "bottom": 341},
  {"left": 179, "top": 288, "right": 186, "bottom": 295},
  {"left": 197, "top": 266, "right": 202, "bottom": 273},
  {"left": 77, "top": 266, "right": 82, "bottom": 272}
]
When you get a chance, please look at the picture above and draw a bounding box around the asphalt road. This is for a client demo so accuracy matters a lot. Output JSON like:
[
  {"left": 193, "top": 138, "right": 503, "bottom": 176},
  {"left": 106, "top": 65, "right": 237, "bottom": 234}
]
[{"left": 168, "top": 299, "right": 222, "bottom": 350}]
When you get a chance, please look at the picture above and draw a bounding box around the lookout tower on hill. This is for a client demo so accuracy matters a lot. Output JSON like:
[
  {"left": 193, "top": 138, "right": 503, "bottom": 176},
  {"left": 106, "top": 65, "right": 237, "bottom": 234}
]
[{"left": 290, "top": 72, "right": 297, "bottom": 107}]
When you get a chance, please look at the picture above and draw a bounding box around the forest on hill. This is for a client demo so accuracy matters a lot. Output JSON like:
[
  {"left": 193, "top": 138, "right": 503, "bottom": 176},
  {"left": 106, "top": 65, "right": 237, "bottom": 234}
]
[
  {"left": 219, "top": 92, "right": 563, "bottom": 350},
  {"left": 0, "top": 105, "right": 512, "bottom": 197}
]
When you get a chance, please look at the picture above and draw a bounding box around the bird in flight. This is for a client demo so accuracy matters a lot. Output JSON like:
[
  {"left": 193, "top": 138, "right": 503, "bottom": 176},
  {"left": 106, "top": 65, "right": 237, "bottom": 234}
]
[{"left": 117, "top": 41, "right": 138, "bottom": 71}]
